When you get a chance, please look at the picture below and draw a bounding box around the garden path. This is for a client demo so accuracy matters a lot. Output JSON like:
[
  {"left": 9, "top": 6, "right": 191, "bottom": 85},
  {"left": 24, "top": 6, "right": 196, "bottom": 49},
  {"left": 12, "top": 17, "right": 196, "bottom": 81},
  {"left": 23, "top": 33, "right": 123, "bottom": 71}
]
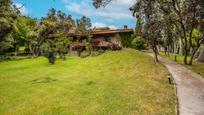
[{"left": 156, "top": 56, "right": 204, "bottom": 115}]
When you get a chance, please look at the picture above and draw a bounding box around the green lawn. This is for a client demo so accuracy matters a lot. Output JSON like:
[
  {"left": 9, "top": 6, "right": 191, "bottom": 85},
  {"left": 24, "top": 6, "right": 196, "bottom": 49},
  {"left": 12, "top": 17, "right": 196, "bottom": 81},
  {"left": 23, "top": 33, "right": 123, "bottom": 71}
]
[
  {"left": 0, "top": 49, "right": 176, "bottom": 115},
  {"left": 159, "top": 52, "right": 204, "bottom": 77}
]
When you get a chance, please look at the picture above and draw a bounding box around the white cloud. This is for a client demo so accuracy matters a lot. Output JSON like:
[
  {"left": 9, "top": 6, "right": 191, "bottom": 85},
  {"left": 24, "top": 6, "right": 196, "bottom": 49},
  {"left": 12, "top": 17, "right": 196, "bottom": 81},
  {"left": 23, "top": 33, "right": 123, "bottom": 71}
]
[
  {"left": 65, "top": 0, "right": 135, "bottom": 19},
  {"left": 92, "top": 22, "right": 117, "bottom": 29},
  {"left": 13, "top": 3, "right": 30, "bottom": 15}
]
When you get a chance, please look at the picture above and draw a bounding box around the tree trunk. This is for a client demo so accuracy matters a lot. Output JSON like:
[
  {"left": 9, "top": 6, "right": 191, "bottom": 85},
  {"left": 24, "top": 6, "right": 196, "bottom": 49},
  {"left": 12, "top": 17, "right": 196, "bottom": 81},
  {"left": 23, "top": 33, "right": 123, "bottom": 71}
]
[
  {"left": 167, "top": 48, "right": 170, "bottom": 56},
  {"left": 3, "top": 49, "right": 6, "bottom": 56},
  {"left": 182, "top": 39, "right": 188, "bottom": 65},
  {"left": 188, "top": 47, "right": 199, "bottom": 65},
  {"left": 189, "top": 57, "right": 194, "bottom": 65},
  {"left": 15, "top": 46, "right": 18, "bottom": 57},
  {"left": 29, "top": 44, "right": 33, "bottom": 56},
  {"left": 164, "top": 46, "right": 167, "bottom": 55},
  {"left": 33, "top": 46, "right": 40, "bottom": 58},
  {"left": 175, "top": 43, "right": 180, "bottom": 54},
  {"left": 183, "top": 46, "right": 188, "bottom": 65},
  {"left": 174, "top": 55, "right": 177, "bottom": 62},
  {"left": 60, "top": 53, "right": 63, "bottom": 59},
  {"left": 156, "top": 47, "right": 159, "bottom": 55},
  {"left": 153, "top": 51, "right": 159, "bottom": 62},
  {"left": 152, "top": 46, "right": 159, "bottom": 62},
  {"left": 179, "top": 41, "right": 184, "bottom": 55},
  {"left": 183, "top": 53, "right": 188, "bottom": 64},
  {"left": 198, "top": 47, "right": 204, "bottom": 62}
]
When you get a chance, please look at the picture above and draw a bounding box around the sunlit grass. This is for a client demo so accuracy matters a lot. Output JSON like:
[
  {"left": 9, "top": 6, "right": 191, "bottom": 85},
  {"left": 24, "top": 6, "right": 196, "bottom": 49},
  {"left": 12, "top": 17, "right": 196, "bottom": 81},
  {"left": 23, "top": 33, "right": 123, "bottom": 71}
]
[{"left": 0, "top": 49, "right": 176, "bottom": 115}]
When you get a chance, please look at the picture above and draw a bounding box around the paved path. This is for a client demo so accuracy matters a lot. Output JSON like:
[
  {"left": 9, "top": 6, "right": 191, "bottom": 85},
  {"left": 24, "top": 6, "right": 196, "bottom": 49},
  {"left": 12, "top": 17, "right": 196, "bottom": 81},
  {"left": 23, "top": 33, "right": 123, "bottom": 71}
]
[{"left": 157, "top": 56, "right": 204, "bottom": 115}]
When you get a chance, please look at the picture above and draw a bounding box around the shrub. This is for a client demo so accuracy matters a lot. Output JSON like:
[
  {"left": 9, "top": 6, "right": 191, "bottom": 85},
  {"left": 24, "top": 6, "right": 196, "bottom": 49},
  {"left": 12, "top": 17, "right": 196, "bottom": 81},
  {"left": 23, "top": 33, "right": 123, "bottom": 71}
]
[
  {"left": 120, "top": 33, "right": 134, "bottom": 47},
  {"left": 44, "top": 51, "right": 56, "bottom": 64},
  {"left": 132, "top": 36, "right": 146, "bottom": 50}
]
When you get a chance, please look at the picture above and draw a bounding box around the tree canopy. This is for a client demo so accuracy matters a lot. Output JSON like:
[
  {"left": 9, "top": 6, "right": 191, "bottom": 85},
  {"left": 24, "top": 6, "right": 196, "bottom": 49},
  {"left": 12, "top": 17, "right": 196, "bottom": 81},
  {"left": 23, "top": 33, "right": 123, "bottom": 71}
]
[{"left": 0, "top": 0, "right": 92, "bottom": 64}]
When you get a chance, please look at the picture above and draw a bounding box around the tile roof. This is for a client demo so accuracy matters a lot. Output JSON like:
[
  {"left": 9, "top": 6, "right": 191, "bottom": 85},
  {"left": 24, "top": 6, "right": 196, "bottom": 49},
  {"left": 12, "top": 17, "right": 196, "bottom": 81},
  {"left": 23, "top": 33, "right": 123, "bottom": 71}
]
[
  {"left": 66, "top": 28, "right": 134, "bottom": 36},
  {"left": 91, "top": 29, "right": 134, "bottom": 35}
]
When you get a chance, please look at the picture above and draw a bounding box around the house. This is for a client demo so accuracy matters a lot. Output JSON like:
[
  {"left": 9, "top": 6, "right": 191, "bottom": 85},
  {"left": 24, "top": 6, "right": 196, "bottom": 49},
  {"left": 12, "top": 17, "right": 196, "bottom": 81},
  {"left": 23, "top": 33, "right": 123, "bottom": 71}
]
[
  {"left": 66, "top": 26, "right": 134, "bottom": 51},
  {"left": 91, "top": 26, "right": 134, "bottom": 49}
]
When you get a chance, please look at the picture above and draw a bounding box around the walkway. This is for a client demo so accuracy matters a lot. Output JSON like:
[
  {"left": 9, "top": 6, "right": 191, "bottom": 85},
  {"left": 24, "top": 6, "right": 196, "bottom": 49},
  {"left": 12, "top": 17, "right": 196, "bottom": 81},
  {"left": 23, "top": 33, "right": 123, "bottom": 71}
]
[{"left": 157, "top": 56, "right": 204, "bottom": 115}]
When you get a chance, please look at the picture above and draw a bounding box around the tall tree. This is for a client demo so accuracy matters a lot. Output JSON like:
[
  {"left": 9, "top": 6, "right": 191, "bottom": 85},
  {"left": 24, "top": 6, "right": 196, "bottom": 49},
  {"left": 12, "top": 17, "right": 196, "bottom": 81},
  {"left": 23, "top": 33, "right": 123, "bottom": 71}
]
[
  {"left": 0, "top": 0, "right": 17, "bottom": 54},
  {"left": 11, "top": 16, "right": 37, "bottom": 56},
  {"left": 76, "top": 16, "right": 92, "bottom": 37},
  {"left": 38, "top": 8, "right": 75, "bottom": 63},
  {"left": 166, "top": 0, "right": 204, "bottom": 65}
]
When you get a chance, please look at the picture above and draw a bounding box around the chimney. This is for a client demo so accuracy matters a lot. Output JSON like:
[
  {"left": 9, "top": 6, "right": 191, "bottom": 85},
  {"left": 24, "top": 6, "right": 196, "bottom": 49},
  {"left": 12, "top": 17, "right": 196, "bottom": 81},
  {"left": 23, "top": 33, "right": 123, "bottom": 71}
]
[{"left": 124, "top": 25, "right": 128, "bottom": 29}]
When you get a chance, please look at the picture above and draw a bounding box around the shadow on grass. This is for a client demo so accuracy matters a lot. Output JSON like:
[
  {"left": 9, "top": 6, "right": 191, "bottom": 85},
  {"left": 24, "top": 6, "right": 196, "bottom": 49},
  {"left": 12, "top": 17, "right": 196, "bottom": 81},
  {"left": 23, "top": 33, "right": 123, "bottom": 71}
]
[
  {"left": 31, "top": 77, "right": 57, "bottom": 84},
  {"left": 86, "top": 81, "right": 96, "bottom": 86}
]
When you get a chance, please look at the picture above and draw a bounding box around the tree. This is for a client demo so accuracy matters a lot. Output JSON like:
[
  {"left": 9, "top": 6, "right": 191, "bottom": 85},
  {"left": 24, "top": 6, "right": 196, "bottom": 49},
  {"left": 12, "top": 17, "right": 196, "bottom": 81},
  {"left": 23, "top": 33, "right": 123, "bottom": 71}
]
[
  {"left": 38, "top": 8, "right": 59, "bottom": 63},
  {"left": 134, "top": 15, "right": 142, "bottom": 36},
  {"left": 56, "top": 35, "right": 70, "bottom": 60},
  {"left": 76, "top": 16, "right": 92, "bottom": 37},
  {"left": 0, "top": 0, "right": 17, "bottom": 55},
  {"left": 75, "top": 16, "right": 92, "bottom": 56},
  {"left": 0, "top": 0, "right": 37, "bottom": 57},
  {"left": 38, "top": 8, "right": 75, "bottom": 64},
  {"left": 93, "top": 0, "right": 112, "bottom": 8},
  {"left": 166, "top": 0, "right": 204, "bottom": 65},
  {"left": 11, "top": 16, "right": 37, "bottom": 56},
  {"left": 133, "top": 0, "right": 163, "bottom": 62}
]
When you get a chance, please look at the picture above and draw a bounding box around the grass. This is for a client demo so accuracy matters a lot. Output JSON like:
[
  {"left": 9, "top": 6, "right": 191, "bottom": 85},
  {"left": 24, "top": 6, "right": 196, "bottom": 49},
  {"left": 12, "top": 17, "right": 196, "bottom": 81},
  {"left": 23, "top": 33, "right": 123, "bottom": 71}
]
[
  {"left": 160, "top": 52, "right": 204, "bottom": 77},
  {"left": 0, "top": 49, "right": 176, "bottom": 115}
]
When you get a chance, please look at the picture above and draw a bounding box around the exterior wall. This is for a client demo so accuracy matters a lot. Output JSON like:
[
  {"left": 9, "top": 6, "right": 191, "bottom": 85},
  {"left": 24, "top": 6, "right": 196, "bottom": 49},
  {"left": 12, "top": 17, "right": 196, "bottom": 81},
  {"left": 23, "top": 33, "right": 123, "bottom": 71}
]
[
  {"left": 91, "top": 33, "right": 122, "bottom": 47},
  {"left": 111, "top": 34, "right": 122, "bottom": 47}
]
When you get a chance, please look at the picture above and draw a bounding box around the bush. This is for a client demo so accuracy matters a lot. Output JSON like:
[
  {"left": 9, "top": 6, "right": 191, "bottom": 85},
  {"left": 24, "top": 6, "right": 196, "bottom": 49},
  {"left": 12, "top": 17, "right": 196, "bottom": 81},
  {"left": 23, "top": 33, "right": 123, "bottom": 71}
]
[
  {"left": 120, "top": 33, "right": 134, "bottom": 48},
  {"left": 132, "top": 36, "right": 146, "bottom": 50},
  {"left": 0, "top": 56, "right": 12, "bottom": 61},
  {"left": 44, "top": 51, "right": 56, "bottom": 64},
  {"left": 111, "top": 44, "right": 122, "bottom": 50}
]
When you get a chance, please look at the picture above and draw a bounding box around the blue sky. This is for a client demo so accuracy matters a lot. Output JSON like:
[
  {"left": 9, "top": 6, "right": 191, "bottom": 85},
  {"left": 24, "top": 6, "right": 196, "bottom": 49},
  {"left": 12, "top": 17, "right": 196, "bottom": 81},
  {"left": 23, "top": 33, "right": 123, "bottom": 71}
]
[{"left": 12, "top": 0, "right": 136, "bottom": 29}]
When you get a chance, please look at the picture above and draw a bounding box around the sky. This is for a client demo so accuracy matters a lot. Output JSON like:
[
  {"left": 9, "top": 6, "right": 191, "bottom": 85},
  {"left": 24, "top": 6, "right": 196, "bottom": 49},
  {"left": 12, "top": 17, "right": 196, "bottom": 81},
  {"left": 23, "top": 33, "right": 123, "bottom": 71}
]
[{"left": 12, "top": 0, "right": 136, "bottom": 29}]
